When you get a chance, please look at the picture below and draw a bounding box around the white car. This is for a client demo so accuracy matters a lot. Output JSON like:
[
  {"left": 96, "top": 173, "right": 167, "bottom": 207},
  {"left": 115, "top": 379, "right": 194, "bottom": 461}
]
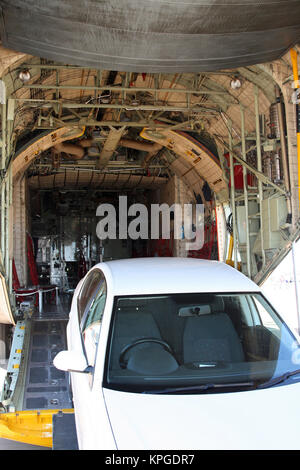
[{"left": 54, "top": 257, "right": 300, "bottom": 450}]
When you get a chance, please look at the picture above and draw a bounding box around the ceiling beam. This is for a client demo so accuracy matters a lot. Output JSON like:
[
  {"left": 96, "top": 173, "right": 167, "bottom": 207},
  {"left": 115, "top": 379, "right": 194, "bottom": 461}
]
[
  {"left": 20, "top": 83, "right": 232, "bottom": 97},
  {"left": 14, "top": 98, "right": 220, "bottom": 114}
]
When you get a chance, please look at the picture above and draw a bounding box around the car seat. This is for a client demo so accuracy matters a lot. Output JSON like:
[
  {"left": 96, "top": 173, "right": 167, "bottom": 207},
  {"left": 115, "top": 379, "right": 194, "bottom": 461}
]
[{"left": 183, "top": 297, "right": 245, "bottom": 364}]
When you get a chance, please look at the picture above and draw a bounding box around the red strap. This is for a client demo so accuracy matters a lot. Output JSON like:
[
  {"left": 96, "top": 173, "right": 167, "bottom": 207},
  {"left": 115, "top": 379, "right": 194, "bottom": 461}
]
[
  {"left": 27, "top": 233, "right": 39, "bottom": 286},
  {"left": 12, "top": 259, "right": 21, "bottom": 290}
]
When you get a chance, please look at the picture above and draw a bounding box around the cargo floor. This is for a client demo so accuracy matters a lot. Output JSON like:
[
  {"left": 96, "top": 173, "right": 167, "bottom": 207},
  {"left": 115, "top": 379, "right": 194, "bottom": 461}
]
[
  {"left": 22, "top": 308, "right": 72, "bottom": 411},
  {"left": 1, "top": 300, "right": 79, "bottom": 449}
]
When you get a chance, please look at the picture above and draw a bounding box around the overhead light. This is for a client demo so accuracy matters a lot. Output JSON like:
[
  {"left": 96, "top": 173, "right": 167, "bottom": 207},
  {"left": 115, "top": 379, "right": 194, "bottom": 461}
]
[
  {"left": 230, "top": 77, "right": 242, "bottom": 90},
  {"left": 100, "top": 93, "right": 111, "bottom": 104},
  {"left": 100, "top": 97, "right": 111, "bottom": 104},
  {"left": 18, "top": 69, "right": 31, "bottom": 82}
]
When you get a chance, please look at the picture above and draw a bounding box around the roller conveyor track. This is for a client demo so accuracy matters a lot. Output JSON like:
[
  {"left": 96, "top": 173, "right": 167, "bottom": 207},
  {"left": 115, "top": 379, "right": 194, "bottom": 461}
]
[
  {"left": 23, "top": 317, "right": 72, "bottom": 411},
  {"left": 23, "top": 311, "right": 78, "bottom": 449},
  {"left": 0, "top": 299, "right": 79, "bottom": 449}
]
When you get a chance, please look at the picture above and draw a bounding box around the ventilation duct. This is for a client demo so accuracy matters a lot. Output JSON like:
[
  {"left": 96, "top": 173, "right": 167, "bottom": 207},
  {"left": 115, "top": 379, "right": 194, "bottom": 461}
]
[
  {"left": 119, "top": 139, "right": 162, "bottom": 165},
  {"left": 53, "top": 142, "right": 85, "bottom": 159}
]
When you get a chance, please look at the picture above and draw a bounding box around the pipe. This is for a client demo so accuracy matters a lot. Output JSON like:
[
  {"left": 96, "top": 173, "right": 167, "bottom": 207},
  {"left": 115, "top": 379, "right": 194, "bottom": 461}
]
[
  {"left": 254, "top": 85, "right": 266, "bottom": 270},
  {"left": 240, "top": 105, "right": 251, "bottom": 278},
  {"left": 1, "top": 102, "right": 6, "bottom": 170},
  {"left": 53, "top": 142, "right": 85, "bottom": 159},
  {"left": 120, "top": 139, "right": 161, "bottom": 153},
  {"left": 119, "top": 139, "right": 162, "bottom": 165},
  {"left": 291, "top": 48, "right": 300, "bottom": 89},
  {"left": 227, "top": 235, "right": 233, "bottom": 261},
  {"left": 273, "top": 152, "right": 281, "bottom": 182},
  {"left": 275, "top": 85, "right": 292, "bottom": 221},
  {"left": 0, "top": 80, "right": 7, "bottom": 170},
  {"left": 1, "top": 182, "right": 5, "bottom": 273},
  {"left": 228, "top": 120, "right": 238, "bottom": 269},
  {"left": 78, "top": 138, "right": 94, "bottom": 148}
]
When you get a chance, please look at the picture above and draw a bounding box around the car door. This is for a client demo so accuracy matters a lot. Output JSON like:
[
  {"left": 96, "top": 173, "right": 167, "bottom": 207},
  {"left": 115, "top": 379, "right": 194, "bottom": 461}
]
[
  {"left": 68, "top": 269, "right": 115, "bottom": 449},
  {"left": 81, "top": 276, "right": 107, "bottom": 369}
]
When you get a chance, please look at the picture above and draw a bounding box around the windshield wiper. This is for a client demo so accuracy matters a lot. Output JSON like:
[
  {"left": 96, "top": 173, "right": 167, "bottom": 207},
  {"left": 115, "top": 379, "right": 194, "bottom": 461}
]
[
  {"left": 144, "top": 381, "right": 255, "bottom": 394},
  {"left": 257, "top": 368, "right": 300, "bottom": 389}
]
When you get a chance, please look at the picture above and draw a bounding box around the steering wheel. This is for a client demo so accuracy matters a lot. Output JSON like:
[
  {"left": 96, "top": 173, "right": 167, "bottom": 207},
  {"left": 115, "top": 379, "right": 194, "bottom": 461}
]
[{"left": 119, "top": 337, "right": 173, "bottom": 369}]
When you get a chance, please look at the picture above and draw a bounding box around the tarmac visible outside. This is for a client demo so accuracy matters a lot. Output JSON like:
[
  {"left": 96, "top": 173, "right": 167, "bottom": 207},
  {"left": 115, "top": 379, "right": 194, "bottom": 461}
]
[{"left": 262, "top": 240, "right": 300, "bottom": 334}]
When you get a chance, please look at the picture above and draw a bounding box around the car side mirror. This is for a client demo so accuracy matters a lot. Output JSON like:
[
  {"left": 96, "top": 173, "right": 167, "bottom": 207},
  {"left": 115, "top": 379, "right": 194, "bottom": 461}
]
[{"left": 53, "top": 350, "right": 93, "bottom": 374}]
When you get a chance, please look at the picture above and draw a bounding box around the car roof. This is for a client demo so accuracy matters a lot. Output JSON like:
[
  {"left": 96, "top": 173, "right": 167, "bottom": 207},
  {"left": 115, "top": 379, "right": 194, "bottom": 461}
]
[{"left": 95, "top": 257, "right": 260, "bottom": 296}]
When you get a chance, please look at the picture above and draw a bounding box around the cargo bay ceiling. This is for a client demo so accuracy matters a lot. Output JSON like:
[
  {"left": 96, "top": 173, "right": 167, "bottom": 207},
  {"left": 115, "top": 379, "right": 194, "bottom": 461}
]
[
  {"left": 0, "top": 0, "right": 299, "bottom": 307},
  {"left": 0, "top": 0, "right": 300, "bottom": 72}
]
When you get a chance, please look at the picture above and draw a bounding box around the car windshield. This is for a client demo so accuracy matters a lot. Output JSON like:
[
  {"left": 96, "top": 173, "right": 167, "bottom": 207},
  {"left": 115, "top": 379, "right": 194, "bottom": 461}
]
[{"left": 104, "top": 292, "right": 300, "bottom": 394}]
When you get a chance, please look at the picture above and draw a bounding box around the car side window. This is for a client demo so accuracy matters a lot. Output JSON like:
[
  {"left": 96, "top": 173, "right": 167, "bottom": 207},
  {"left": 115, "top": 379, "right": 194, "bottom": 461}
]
[
  {"left": 78, "top": 270, "right": 107, "bottom": 367},
  {"left": 82, "top": 280, "right": 107, "bottom": 333},
  {"left": 252, "top": 295, "right": 280, "bottom": 332},
  {"left": 77, "top": 269, "right": 104, "bottom": 324}
]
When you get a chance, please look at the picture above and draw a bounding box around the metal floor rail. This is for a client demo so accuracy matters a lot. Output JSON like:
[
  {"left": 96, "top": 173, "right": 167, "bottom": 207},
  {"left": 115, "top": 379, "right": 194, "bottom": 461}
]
[
  {"left": 0, "top": 300, "right": 78, "bottom": 449},
  {"left": 22, "top": 317, "right": 72, "bottom": 411}
]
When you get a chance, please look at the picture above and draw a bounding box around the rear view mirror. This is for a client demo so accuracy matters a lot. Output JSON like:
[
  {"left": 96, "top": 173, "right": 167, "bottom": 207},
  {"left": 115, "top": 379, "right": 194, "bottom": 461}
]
[
  {"left": 53, "top": 350, "right": 93, "bottom": 374},
  {"left": 179, "top": 304, "right": 211, "bottom": 317}
]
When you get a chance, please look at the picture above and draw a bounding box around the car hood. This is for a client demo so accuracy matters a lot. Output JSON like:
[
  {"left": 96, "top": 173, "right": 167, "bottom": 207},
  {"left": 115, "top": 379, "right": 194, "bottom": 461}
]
[{"left": 103, "top": 382, "right": 300, "bottom": 450}]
